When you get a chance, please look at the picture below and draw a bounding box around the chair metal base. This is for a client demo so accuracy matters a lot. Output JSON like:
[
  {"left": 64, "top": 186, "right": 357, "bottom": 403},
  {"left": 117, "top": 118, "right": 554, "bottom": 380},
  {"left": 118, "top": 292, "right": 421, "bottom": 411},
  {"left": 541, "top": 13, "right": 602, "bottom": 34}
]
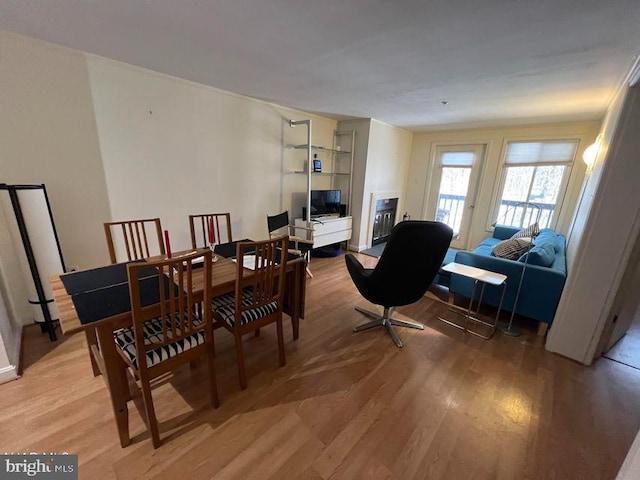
[{"left": 353, "top": 306, "right": 424, "bottom": 348}]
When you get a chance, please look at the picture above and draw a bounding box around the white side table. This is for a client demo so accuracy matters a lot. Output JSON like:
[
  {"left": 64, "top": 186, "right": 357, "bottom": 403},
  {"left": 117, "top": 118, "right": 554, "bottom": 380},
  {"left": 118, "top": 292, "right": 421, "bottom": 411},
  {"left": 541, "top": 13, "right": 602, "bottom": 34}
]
[{"left": 437, "top": 262, "right": 507, "bottom": 339}]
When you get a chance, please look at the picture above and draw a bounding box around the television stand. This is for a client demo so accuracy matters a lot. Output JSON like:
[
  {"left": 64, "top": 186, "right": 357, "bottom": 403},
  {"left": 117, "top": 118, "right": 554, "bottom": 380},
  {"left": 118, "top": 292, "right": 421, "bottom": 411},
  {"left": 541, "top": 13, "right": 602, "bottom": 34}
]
[
  {"left": 310, "top": 214, "right": 340, "bottom": 222},
  {"left": 295, "top": 216, "right": 352, "bottom": 249}
]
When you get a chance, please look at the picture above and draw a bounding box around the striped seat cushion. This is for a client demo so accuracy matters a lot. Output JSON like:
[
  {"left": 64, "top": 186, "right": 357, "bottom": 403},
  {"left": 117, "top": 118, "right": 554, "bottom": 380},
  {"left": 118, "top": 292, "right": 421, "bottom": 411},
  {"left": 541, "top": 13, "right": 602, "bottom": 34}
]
[
  {"left": 211, "top": 289, "right": 278, "bottom": 327},
  {"left": 113, "top": 316, "right": 205, "bottom": 369}
]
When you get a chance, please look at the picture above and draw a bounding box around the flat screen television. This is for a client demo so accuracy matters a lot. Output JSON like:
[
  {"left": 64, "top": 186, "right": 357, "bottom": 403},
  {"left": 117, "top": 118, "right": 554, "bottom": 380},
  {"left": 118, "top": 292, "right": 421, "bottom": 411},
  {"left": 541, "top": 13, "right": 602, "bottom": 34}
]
[{"left": 310, "top": 189, "right": 341, "bottom": 218}]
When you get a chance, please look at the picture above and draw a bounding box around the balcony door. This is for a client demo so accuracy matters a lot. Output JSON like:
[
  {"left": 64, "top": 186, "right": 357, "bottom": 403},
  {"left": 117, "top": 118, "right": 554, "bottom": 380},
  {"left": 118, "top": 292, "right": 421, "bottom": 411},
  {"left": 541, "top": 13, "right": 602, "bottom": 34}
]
[{"left": 427, "top": 144, "right": 484, "bottom": 249}]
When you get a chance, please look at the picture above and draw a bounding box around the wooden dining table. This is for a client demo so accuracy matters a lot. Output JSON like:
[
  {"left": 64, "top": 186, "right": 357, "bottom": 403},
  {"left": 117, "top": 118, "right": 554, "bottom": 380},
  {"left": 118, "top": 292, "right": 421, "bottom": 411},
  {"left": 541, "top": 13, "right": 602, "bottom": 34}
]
[{"left": 50, "top": 244, "right": 306, "bottom": 447}]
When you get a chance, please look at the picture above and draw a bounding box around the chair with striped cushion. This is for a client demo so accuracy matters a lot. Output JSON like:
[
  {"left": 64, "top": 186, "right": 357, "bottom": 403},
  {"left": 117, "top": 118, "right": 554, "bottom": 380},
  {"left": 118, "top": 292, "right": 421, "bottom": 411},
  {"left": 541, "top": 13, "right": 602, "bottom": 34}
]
[
  {"left": 114, "top": 249, "right": 219, "bottom": 448},
  {"left": 211, "top": 236, "right": 288, "bottom": 389},
  {"left": 79, "top": 218, "right": 166, "bottom": 379}
]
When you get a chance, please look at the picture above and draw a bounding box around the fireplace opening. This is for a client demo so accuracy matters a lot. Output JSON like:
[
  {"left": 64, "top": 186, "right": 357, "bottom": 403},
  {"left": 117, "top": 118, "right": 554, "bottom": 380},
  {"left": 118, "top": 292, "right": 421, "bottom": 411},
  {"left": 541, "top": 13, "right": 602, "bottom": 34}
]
[{"left": 372, "top": 198, "right": 398, "bottom": 245}]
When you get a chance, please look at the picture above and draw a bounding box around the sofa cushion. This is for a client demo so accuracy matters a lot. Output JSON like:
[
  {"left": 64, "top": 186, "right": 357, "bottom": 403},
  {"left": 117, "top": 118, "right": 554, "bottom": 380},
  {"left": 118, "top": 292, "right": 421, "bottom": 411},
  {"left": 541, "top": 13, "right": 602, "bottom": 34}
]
[
  {"left": 519, "top": 242, "right": 556, "bottom": 267},
  {"left": 534, "top": 229, "right": 560, "bottom": 252},
  {"left": 492, "top": 237, "right": 532, "bottom": 260},
  {"left": 474, "top": 237, "right": 501, "bottom": 256}
]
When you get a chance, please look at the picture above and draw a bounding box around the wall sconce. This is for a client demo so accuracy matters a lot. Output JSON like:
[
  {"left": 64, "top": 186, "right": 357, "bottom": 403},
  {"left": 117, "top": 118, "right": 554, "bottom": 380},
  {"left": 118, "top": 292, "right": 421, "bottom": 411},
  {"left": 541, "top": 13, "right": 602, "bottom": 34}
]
[{"left": 582, "top": 135, "right": 601, "bottom": 172}]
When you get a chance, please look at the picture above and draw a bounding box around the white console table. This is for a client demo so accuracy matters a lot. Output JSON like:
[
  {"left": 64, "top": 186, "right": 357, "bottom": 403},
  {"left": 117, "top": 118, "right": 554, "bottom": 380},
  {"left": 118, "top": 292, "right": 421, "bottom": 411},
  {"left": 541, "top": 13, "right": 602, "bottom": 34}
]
[
  {"left": 436, "top": 262, "right": 507, "bottom": 339},
  {"left": 295, "top": 216, "right": 352, "bottom": 249}
]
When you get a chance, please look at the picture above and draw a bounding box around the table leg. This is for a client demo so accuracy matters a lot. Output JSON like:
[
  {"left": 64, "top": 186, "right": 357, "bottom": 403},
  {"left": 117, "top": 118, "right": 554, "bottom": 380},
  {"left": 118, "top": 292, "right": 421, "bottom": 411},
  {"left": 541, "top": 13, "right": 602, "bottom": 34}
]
[
  {"left": 290, "top": 261, "right": 301, "bottom": 340},
  {"left": 299, "top": 259, "right": 306, "bottom": 320},
  {"left": 438, "top": 279, "right": 506, "bottom": 340},
  {"left": 85, "top": 328, "right": 101, "bottom": 377},
  {"left": 96, "top": 325, "right": 130, "bottom": 448},
  {"left": 463, "top": 280, "right": 479, "bottom": 332}
]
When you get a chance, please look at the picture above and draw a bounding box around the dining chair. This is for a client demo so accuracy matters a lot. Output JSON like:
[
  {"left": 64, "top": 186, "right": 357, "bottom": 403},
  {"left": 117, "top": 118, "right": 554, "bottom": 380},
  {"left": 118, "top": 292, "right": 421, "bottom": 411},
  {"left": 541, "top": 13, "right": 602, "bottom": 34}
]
[
  {"left": 267, "top": 211, "right": 314, "bottom": 278},
  {"left": 113, "top": 249, "right": 219, "bottom": 448},
  {"left": 104, "top": 218, "right": 165, "bottom": 264},
  {"left": 81, "top": 218, "right": 166, "bottom": 378},
  {"left": 211, "top": 236, "right": 288, "bottom": 389},
  {"left": 189, "top": 213, "right": 233, "bottom": 248}
]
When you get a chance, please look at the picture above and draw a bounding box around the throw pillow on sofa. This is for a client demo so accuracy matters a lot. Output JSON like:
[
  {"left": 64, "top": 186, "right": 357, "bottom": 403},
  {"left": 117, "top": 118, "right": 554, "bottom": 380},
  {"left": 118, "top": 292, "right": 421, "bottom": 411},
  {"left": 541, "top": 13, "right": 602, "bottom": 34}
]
[
  {"left": 492, "top": 237, "right": 532, "bottom": 260},
  {"left": 511, "top": 222, "right": 539, "bottom": 239},
  {"left": 519, "top": 242, "right": 556, "bottom": 267}
]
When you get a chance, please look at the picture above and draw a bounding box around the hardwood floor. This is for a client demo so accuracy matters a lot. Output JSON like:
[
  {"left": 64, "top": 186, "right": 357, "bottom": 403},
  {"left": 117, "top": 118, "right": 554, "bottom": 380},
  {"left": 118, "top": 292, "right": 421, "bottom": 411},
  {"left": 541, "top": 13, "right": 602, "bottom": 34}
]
[{"left": 2, "top": 252, "right": 640, "bottom": 479}]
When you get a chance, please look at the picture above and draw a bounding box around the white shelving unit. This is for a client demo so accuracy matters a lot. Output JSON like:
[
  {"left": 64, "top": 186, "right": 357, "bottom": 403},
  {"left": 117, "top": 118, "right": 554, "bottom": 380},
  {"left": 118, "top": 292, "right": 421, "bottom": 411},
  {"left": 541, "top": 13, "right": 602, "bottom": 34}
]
[{"left": 284, "top": 120, "right": 355, "bottom": 249}]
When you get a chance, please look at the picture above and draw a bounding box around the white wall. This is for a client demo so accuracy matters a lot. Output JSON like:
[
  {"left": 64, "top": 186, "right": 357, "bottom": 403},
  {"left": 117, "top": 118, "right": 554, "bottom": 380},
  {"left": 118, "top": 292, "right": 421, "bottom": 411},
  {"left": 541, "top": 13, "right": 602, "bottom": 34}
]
[
  {"left": 406, "top": 122, "right": 599, "bottom": 250},
  {"left": 547, "top": 84, "right": 640, "bottom": 364},
  {"left": 0, "top": 31, "right": 113, "bottom": 363},
  {"left": 337, "top": 119, "right": 371, "bottom": 250},
  {"left": 564, "top": 87, "right": 627, "bottom": 272},
  {"left": 340, "top": 119, "right": 413, "bottom": 251},
  {"left": 0, "top": 31, "right": 112, "bottom": 270},
  {"left": 86, "top": 57, "right": 338, "bottom": 252},
  {"left": 0, "top": 31, "right": 342, "bottom": 266},
  {"left": 0, "top": 193, "right": 30, "bottom": 331},
  {"left": 0, "top": 287, "right": 19, "bottom": 384},
  {"left": 0, "top": 286, "right": 18, "bottom": 374}
]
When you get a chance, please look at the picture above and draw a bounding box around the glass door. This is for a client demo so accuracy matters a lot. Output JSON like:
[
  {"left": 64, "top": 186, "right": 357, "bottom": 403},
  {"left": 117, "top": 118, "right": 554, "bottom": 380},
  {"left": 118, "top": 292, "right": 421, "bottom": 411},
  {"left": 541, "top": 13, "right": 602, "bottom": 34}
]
[{"left": 428, "top": 145, "right": 484, "bottom": 249}]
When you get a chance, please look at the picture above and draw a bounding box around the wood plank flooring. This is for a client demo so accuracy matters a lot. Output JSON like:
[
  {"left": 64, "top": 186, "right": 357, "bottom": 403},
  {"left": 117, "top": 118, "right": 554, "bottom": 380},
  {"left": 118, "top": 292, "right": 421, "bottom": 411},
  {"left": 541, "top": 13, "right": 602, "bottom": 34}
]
[{"left": 2, "top": 252, "right": 640, "bottom": 479}]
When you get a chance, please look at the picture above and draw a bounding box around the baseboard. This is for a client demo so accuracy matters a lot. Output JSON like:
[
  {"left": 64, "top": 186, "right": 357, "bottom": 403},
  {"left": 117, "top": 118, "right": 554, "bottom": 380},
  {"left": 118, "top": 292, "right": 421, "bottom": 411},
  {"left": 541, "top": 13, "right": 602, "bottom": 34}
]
[
  {"left": 0, "top": 365, "right": 19, "bottom": 384},
  {"left": 349, "top": 242, "right": 369, "bottom": 252},
  {"left": 17, "top": 324, "right": 25, "bottom": 377}
]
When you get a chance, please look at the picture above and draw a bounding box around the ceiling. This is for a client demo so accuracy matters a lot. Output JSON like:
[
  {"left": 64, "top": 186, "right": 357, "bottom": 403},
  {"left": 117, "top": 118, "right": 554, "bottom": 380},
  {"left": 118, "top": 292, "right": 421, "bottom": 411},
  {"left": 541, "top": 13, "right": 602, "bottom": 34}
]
[{"left": 2, "top": 0, "right": 640, "bottom": 131}]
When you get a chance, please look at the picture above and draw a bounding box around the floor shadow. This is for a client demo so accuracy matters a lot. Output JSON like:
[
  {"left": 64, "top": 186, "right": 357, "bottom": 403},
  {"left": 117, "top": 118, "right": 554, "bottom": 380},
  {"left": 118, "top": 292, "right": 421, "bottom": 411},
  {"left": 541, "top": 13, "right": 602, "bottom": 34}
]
[{"left": 21, "top": 323, "right": 70, "bottom": 372}]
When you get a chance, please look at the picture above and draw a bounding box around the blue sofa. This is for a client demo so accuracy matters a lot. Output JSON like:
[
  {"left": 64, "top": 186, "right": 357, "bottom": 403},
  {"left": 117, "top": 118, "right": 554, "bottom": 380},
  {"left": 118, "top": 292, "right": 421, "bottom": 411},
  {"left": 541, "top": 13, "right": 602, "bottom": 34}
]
[{"left": 436, "top": 226, "right": 567, "bottom": 326}]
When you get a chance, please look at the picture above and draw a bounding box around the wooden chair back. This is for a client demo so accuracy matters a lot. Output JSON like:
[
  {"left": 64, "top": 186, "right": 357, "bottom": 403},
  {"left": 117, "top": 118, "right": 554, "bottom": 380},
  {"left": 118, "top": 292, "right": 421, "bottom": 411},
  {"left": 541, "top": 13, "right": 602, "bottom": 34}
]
[
  {"left": 104, "top": 218, "right": 165, "bottom": 264},
  {"left": 189, "top": 213, "right": 233, "bottom": 248},
  {"left": 124, "top": 248, "right": 218, "bottom": 448},
  {"left": 234, "top": 237, "right": 288, "bottom": 331},
  {"left": 127, "top": 249, "right": 213, "bottom": 372}
]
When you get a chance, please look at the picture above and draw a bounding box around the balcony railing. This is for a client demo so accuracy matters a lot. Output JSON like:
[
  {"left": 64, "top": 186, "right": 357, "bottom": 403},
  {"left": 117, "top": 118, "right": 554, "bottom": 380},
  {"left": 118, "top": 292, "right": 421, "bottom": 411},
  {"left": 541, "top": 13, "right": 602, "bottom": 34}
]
[
  {"left": 436, "top": 194, "right": 555, "bottom": 232},
  {"left": 495, "top": 200, "right": 555, "bottom": 229},
  {"left": 436, "top": 194, "right": 465, "bottom": 233}
]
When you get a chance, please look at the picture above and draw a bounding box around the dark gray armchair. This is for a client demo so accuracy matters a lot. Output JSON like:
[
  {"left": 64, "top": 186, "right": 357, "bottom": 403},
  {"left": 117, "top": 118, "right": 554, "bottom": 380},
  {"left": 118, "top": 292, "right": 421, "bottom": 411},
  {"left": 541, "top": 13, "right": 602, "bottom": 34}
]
[{"left": 345, "top": 220, "right": 453, "bottom": 347}]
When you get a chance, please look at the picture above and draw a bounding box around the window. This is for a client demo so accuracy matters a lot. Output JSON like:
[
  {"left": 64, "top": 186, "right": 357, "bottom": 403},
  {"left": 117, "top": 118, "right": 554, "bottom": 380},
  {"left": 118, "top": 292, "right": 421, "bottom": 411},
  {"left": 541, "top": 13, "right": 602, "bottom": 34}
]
[
  {"left": 428, "top": 144, "right": 484, "bottom": 247},
  {"left": 493, "top": 140, "right": 578, "bottom": 229},
  {"left": 436, "top": 151, "right": 474, "bottom": 233}
]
